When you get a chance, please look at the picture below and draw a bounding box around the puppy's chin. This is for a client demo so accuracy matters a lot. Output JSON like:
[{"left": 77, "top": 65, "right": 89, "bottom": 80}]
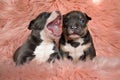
[
  {"left": 45, "top": 28, "right": 61, "bottom": 40},
  {"left": 69, "top": 34, "right": 80, "bottom": 39},
  {"left": 45, "top": 29, "right": 61, "bottom": 46}
]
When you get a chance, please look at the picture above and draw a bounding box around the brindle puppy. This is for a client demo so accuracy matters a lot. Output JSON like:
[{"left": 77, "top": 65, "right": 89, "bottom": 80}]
[{"left": 59, "top": 11, "right": 96, "bottom": 62}]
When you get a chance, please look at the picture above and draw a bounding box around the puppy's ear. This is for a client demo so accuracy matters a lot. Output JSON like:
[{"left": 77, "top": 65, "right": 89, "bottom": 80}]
[
  {"left": 84, "top": 13, "right": 92, "bottom": 20},
  {"left": 28, "top": 19, "right": 35, "bottom": 30},
  {"left": 63, "top": 15, "right": 66, "bottom": 22},
  {"left": 63, "top": 15, "right": 68, "bottom": 25},
  {"left": 28, "top": 12, "right": 50, "bottom": 30}
]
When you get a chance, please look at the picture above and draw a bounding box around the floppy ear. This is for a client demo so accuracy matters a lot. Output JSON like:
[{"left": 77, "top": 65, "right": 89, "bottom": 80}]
[
  {"left": 28, "top": 19, "right": 35, "bottom": 30},
  {"left": 63, "top": 14, "right": 68, "bottom": 25},
  {"left": 63, "top": 15, "right": 67, "bottom": 28},
  {"left": 63, "top": 15, "right": 66, "bottom": 23},
  {"left": 84, "top": 13, "right": 92, "bottom": 20},
  {"left": 28, "top": 12, "right": 50, "bottom": 30}
]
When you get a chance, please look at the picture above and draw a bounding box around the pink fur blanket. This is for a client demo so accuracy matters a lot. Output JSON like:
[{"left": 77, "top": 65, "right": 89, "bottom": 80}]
[{"left": 0, "top": 0, "right": 120, "bottom": 80}]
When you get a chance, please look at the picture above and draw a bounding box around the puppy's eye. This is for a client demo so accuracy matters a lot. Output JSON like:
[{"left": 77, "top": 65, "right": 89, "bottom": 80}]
[{"left": 79, "top": 19, "right": 85, "bottom": 23}]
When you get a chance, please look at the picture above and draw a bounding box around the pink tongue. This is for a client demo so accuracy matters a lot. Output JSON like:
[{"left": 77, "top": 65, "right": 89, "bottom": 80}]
[
  {"left": 48, "top": 25, "right": 62, "bottom": 36},
  {"left": 53, "top": 25, "right": 59, "bottom": 34}
]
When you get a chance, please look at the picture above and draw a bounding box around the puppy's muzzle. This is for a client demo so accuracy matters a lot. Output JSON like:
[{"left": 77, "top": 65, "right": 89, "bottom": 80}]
[
  {"left": 69, "top": 25, "right": 81, "bottom": 34},
  {"left": 46, "top": 11, "right": 62, "bottom": 37},
  {"left": 71, "top": 25, "right": 78, "bottom": 30}
]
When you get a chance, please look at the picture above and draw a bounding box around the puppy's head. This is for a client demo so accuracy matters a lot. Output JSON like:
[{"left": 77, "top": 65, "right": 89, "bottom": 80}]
[
  {"left": 63, "top": 11, "right": 91, "bottom": 39},
  {"left": 28, "top": 11, "right": 62, "bottom": 41}
]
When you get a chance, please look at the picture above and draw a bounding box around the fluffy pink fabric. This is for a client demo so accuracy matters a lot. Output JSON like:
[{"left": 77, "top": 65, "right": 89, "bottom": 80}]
[{"left": 0, "top": 0, "right": 120, "bottom": 80}]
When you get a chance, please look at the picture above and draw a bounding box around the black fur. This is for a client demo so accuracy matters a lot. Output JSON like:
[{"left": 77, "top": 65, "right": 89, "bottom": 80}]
[
  {"left": 59, "top": 11, "right": 96, "bottom": 61},
  {"left": 13, "top": 12, "right": 60, "bottom": 65},
  {"left": 67, "top": 40, "right": 80, "bottom": 48},
  {"left": 28, "top": 12, "right": 50, "bottom": 30},
  {"left": 13, "top": 30, "right": 43, "bottom": 65}
]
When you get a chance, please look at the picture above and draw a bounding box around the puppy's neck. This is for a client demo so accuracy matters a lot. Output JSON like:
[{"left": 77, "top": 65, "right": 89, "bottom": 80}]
[
  {"left": 64, "top": 34, "right": 80, "bottom": 42},
  {"left": 40, "top": 30, "right": 61, "bottom": 48},
  {"left": 40, "top": 30, "right": 54, "bottom": 43}
]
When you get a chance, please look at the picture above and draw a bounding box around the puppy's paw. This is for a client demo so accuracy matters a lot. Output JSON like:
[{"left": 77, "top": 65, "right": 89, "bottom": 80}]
[
  {"left": 47, "top": 53, "right": 60, "bottom": 63},
  {"left": 15, "top": 55, "right": 35, "bottom": 66}
]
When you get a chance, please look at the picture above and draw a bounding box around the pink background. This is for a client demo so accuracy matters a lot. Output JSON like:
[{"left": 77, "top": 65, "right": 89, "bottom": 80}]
[{"left": 0, "top": 0, "right": 120, "bottom": 80}]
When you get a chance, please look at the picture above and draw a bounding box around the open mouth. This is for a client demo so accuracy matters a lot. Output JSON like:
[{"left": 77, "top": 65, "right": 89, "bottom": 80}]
[{"left": 47, "top": 15, "right": 62, "bottom": 37}]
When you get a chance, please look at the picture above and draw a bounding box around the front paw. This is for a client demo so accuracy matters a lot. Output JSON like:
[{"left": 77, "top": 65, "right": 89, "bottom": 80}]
[
  {"left": 79, "top": 54, "right": 86, "bottom": 61},
  {"left": 15, "top": 55, "right": 35, "bottom": 66},
  {"left": 47, "top": 53, "right": 60, "bottom": 63}
]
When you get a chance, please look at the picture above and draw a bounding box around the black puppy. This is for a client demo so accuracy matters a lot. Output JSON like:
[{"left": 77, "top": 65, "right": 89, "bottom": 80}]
[
  {"left": 59, "top": 11, "right": 96, "bottom": 62},
  {"left": 13, "top": 11, "right": 62, "bottom": 65}
]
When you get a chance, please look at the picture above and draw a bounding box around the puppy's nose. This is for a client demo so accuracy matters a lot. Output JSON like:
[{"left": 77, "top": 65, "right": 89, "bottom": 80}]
[{"left": 71, "top": 26, "right": 77, "bottom": 29}]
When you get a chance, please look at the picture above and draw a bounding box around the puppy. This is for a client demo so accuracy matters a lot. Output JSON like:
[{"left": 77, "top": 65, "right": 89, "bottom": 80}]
[
  {"left": 13, "top": 11, "right": 62, "bottom": 65},
  {"left": 59, "top": 11, "right": 96, "bottom": 62}
]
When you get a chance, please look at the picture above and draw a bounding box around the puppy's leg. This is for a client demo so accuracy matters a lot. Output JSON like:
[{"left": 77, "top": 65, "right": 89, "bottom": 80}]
[
  {"left": 47, "top": 52, "right": 60, "bottom": 63},
  {"left": 88, "top": 46, "right": 96, "bottom": 60},
  {"left": 64, "top": 52, "right": 73, "bottom": 61},
  {"left": 14, "top": 50, "right": 35, "bottom": 65},
  {"left": 59, "top": 50, "right": 73, "bottom": 61},
  {"left": 79, "top": 53, "right": 87, "bottom": 61},
  {"left": 16, "top": 57, "right": 33, "bottom": 65},
  {"left": 79, "top": 46, "right": 96, "bottom": 61}
]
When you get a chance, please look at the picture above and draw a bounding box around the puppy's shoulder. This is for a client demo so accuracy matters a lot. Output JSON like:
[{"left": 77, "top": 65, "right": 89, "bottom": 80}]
[{"left": 81, "top": 31, "right": 93, "bottom": 45}]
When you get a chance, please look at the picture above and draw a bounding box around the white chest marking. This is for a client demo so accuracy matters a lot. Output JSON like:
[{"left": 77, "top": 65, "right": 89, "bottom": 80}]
[
  {"left": 61, "top": 38, "right": 91, "bottom": 62},
  {"left": 33, "top": 41, "right": 54, "bottom": 63}
]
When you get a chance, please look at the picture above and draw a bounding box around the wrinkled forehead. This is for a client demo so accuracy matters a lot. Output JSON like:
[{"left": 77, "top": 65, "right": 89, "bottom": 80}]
[{"left": 66, "top": 12, "right": 85, "bottom": 19}]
